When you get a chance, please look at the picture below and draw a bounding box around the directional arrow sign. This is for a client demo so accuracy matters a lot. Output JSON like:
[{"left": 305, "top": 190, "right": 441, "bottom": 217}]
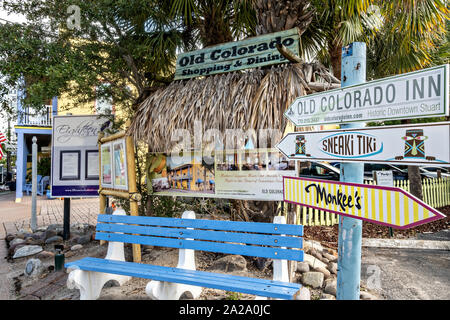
[
  {"left": 276, "top": 121, "right": 450, "bottom": 166},
  {"left": 283, "top": 176, "right": 445, "bottom": 229},
  {"left": 284, "top": 64, "right": 449, "bottom": 126}
]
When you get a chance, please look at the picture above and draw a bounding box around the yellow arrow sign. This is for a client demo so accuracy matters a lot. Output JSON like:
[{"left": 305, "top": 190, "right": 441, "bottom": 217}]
[{"left": 283, "top": 176, "right": 445, "bottom": 229}]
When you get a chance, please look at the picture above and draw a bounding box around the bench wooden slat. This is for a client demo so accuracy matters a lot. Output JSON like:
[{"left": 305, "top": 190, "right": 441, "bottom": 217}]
[
  {"left": 95, "top": 231, "right": 304, "bottom": 261},
  {"left": 96, "top": 223, "right": 302, "bottom": 248},
  {"left": 66, "top": 257, "right": 301, "bottom": 299},
  {"left": 97, "top": 214, "right": 303, "bottom": 236}
]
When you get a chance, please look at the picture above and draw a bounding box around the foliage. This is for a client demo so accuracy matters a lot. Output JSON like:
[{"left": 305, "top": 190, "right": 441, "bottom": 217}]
[
  {"left": 37, "top": 157, "right": 51, "bottom": 177},
  {"left": 0, "top": 0, "right": 194, "bottom": 117}
]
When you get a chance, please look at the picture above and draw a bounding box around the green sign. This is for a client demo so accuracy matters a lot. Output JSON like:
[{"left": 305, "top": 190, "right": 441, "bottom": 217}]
[{"left": 174, "top": 28, "right": 300, "bottom": 80}]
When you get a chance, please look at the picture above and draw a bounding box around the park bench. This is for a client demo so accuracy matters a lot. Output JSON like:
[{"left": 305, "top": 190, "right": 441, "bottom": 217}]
[{"left": 65, "top": 210, "right": 304, "bottom": 300}]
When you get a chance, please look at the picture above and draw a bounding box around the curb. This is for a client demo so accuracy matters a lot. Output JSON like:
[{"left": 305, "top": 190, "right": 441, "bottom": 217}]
[{"left": 362, "top": 238, "right": 450, "bottom": 250}]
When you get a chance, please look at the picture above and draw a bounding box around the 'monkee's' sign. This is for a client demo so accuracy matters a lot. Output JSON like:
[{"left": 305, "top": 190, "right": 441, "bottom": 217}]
[{"left": 174, "top": 28, "right": 300, "bottom": 80}]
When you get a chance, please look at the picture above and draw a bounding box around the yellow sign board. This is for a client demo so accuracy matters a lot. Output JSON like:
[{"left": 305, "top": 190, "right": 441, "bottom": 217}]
[{"left": 283, "top": 176, "right": 445, "bottom": 229}]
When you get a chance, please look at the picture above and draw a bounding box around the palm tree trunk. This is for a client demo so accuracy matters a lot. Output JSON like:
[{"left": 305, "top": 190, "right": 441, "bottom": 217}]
[{"left": 329, "top": 40, "right": 342, "bottom": 80}]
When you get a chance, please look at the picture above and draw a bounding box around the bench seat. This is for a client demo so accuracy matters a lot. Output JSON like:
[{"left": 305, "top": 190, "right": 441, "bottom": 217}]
[
  {"left": 66, "top": 257, "right": 301, "bottom": 300},
  {"left": 65, "top": 210, "right": 304, "bottom": 300}
]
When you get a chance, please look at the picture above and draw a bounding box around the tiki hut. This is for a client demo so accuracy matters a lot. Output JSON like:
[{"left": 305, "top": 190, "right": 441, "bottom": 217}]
[{"left": 129, "top": 58, "right": 340, "bottom": 152}]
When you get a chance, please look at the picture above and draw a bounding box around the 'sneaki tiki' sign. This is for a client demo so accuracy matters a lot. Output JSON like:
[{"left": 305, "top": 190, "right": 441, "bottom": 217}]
[
  {"left": 276, "top": 122, "right": 450, "bottom": 166},
  {"left": 174, "top": 28, "right": 300, "bottom": 80},
  {"left": 283, "top": 176, "right": 445, "bottom": 229}
]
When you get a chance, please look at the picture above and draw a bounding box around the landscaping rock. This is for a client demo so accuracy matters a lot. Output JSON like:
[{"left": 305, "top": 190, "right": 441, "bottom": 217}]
[
  {"left": 320, "top": 293, "right": 336, "bottom": 300},
  {"left": 43, "top": 229, "right": 57, "bottom": 240},
  {"left": 24, "top": 258, "right": 44, "bottom": 278},
  {"left": 45, "top": 235, "right": 63, "bottom": 244},
  {"left": 295, "top": 287, "right": 311, "bottom": 300},
  {"left": 309, "top": 248, "right": 323, "bottom": 261},
  {"left": 13, "top": 245, "right": 43, "bottom": 259},
  {"left": 313, "top": 266, "right": 331, "bottom": 279},
  {"left": 301, "top": 272, "right": 324, "bottom": 288},
  {"left": 76, "top": 234, "right": 92, "bottom": 245},
  {"left": 36, "top": 251, "right": 55, "bottom": 259},
  {"left": 324, "top": 279, "right": 337, "bottom": 296},
  {"left": 208, "top": 255, "right": 247, "bottom": 273},
  {"left": 360, "top": 291, "right": 378, "bottom": 300},
  {"left": 296, "top": 261, "right": 310, "bottom": 273},
  {"left": 323, "top": 252, "right": 337, "bottom": 262},
  {"left": 5, "top": 234, "right": 15, "bottom": 242},
  {"left": 328, "top": 262, "right": 338, "bottom": 274},
  {"left": 304, "top": 240, "right": 324, "bottom": 253},
  {"left": 10, "top": 238, "right": 26, "bottom": 247},
  {"left": 8, "top": 243, "right": 26, "bottom": 256},
  {"left": 303, "top": 253, "right": 327, "bottom": 270},
  {"left": 70, "top": 244, "right": 83, "bottom": 251}
]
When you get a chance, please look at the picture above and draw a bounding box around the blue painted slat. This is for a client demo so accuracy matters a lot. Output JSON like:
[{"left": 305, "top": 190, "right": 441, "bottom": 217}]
[
  {"left": 65, "top": 257, "right": 301, "bottom": 299},
  {"left": 96, "top": 223, "right": 302, "bottom": 249},
  {"left": 97, "top": 214, "right": 303, "bottom": 236},
  {"left": 95, "top": 232, "right": 304, "bottom": 261},
  {"left": 67, "top": 257, "right": 299, "bottom": 290}
]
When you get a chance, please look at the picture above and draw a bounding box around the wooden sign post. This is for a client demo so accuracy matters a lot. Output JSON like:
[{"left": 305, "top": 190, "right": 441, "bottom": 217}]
[{"left": 98, "top": 126, "right": 142, "bottom": 263}]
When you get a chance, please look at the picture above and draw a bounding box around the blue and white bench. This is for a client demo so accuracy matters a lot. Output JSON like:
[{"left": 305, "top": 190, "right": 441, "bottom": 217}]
[{"left": 65, "top": 210, "right": 304, "bottom": 300}]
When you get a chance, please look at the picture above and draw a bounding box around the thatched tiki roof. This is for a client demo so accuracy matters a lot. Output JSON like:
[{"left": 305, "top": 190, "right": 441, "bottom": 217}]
[{"left": 129, "top": 62, "right": 339, "bottom": 152}]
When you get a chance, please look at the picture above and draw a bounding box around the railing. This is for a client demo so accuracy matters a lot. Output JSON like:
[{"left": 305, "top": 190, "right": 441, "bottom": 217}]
[
  {"left": 288, "top": 177, "right": 450, "bottom": 227},
  {"left": 18, "top": 105, "right": 53, "bottom": 127}
]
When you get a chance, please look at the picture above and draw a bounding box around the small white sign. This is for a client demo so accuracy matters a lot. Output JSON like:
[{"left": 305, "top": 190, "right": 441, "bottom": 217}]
[{"left": 374, "top": 171, "right": 394, "bottom": 187}]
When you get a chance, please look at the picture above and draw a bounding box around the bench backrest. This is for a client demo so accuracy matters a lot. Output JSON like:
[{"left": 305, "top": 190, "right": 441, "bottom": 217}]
[{"left": 95, "top": 214, "right": 303, "bottom": 261}]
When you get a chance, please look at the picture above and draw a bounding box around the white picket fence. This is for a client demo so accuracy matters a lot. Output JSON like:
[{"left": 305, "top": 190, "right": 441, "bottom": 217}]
[{"left": 285, "top": 177, "right": 450, "bottom": 227}]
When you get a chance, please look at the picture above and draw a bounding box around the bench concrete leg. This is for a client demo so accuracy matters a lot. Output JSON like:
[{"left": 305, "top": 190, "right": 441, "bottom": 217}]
[
  {"left": 67, "top": 269, "right": 131, "bottom": 300},
  {"left": 67, "top": 208, "right": 131, "bottom": 300},
  {"left": 255, "top": 215, "right": 289, "bottom": 300},
  {"left": 146, "top": 211, "right": 203, "bottom": 300}
]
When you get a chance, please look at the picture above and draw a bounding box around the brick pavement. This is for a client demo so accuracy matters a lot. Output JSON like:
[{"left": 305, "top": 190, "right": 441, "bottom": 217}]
[{"left": 0, "top": 192, "right": 99, "bottom": 238}]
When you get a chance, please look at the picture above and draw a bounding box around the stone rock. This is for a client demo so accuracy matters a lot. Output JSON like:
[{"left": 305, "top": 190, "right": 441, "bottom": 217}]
[
  {"left": 304, "top": 240, "right": 324, "bottom": 253},
  {"left": 71, "top": 244, "right": 83, "bottom": 251},
  {"left": 13, "top": 245, "right": 43, "bottom": 259},
  {"left": 208, "top": 255, "right": 247, "bottom": 272},
  {"left": 76, "top": 234, "right": 92, "bottom": 245},
  {"left": 313, "top": 266, "right": 331, "bottom": 279},
  {"left": 295, "top": 287, "right": 311, "bottom": 300},
  {"left": 360, "top": 291, "right": 378, "bottom": 300},
  {"left": 47, "top": 224, "right": 63, "bottom": 231},
  {"left": 31, "top": 232, "right": 44, "bottom": 241},
  {"left": 323, "top": 252, "right": 337, "bottom": 262},
  {"left": 320, "top": 293, "right": 336, "bottom": 300},
  {"left": 320, "top": 257, "right": 330, "bottom": 264},
  {"left": 301, "top": 272, "right": 324, "bottom": 288},
  {"left": 45, "top": 235, "right": 63, "bottom": 244},
  {"left": 24, "top": 258, "right": 44, "bottom": 277},
  {"left": 328, "top": 262, "right": 338, "bottom": 274},
  {"left": 304, "top": 253, "right": 327, "bottom": 270},
  {"left": 43, "top": 229, "right": 57, "bottom": 240},
  {"left": 5, "top": 234, "right": 15, "bottom": 242},
  {"left": 36, "top": 251, "right": 55, "bottom": 259},
  {"left": 309, "top": 248, "right": 323, "bottom": 261},
  {"left": 10, "top": 238, "right": 26, "bottom": 247},
  {"left": 70, "top": 223, "right": 93, "bottom": 235},
  {"left": 296, "top": 261, "right": 310, "bottom": 273},
  {"left": 324, "top": 279, "right": 337, "bottom": 296},
  {"left": 8, "top": 243, "right": 26, "bottom": 256}
]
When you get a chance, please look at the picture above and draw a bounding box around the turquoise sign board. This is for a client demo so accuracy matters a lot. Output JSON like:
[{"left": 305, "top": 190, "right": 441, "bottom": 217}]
[{"left": 174, "top": 28, "right": 300, "bottom": 80}]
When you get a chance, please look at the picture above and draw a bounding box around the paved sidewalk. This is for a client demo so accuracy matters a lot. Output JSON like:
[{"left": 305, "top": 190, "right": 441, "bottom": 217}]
[{"left": 0, "top": 192, "right": 99, "bottom": 239}]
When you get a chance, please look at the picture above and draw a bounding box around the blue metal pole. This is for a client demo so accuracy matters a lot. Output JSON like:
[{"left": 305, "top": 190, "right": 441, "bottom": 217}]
[{"left": 336, "top": 42, "right": 366, "bottom": 300}]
